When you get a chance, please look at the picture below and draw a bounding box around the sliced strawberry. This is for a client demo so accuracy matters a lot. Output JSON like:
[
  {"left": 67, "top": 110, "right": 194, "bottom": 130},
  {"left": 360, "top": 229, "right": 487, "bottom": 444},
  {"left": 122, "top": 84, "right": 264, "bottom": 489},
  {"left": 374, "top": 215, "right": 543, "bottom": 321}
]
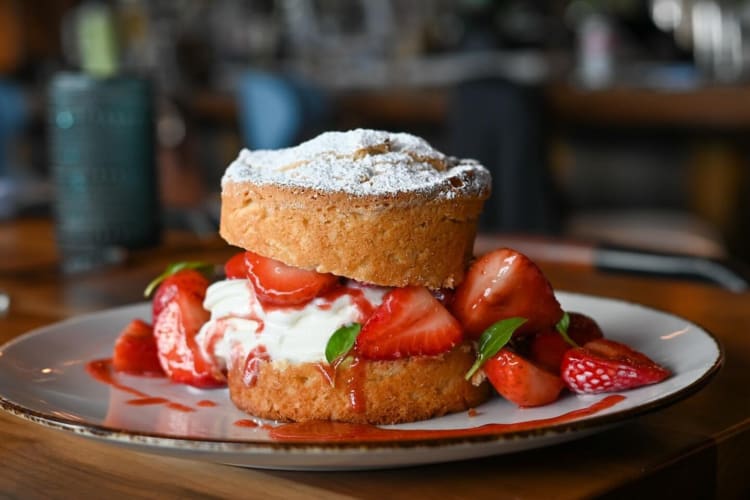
[
  {"left": 112, "top": 319, "right": 164, "bottom": 376},
  {"left": 153, "top": 274, "right": 224, "bottom": 387},
  {"left": 355, "top": 286, "right": 463, "bottom": 360},
  {"left": 484, "top": 348, "right": 565, "bottom": 407},
  {"left": 152, "top": 269, "right": 210, "bottom": 321},
  {"left": 244, "top": 251, "right": 339, "bottom": 306},
  {"left": 224, "top": 251, "right": 249, "bottom": 279},
  {"left": 529, "top": 312, "right": 605, "bottom": 372},
  {"left": 451, "top": 248, "right": 563, "bottom": 339},
  {"left": 568, "top": 312, "right": 605, "bottom": 344},
  {"left": 528, "top": 330, "right": 570, "bottom": 373},
  {"left": 561, "top": 338, "right": 670, "bottom": 394}
]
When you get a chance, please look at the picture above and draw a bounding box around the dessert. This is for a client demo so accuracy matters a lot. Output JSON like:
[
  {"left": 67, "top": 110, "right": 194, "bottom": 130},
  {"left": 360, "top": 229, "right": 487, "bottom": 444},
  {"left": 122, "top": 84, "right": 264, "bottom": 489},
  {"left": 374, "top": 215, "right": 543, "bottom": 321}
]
[
  {"left": 111, "top": 129, "right": 671, "bottom": 426},
  {"left": 202, "top": 129, "right": 493, "bottom": 424},
  {"left": 219, "top": 129, "right": 489, "bottom": 289}
]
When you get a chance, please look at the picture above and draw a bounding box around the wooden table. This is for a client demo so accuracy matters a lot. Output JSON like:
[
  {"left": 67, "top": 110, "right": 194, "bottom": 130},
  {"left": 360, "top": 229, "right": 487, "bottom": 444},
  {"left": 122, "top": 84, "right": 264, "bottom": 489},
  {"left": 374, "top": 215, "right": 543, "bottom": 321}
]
[{"left": 1, "top": 218, "right": 748, "bottom": 499}]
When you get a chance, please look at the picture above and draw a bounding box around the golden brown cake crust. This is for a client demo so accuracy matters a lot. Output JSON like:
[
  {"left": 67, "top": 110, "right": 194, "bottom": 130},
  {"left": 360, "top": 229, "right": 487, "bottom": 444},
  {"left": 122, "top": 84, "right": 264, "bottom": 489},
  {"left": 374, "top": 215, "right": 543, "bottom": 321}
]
[
  {"left": 220, "top": 182, "right": 486, "bottom": 288},
  {"left": 228, "top": 343, "right": 490, "bottom": 424}
]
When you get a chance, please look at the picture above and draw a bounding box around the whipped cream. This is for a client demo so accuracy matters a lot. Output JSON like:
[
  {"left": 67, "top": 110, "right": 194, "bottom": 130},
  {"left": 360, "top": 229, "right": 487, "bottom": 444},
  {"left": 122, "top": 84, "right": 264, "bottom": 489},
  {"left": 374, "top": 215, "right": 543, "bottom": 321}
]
[
  {"left": 195, "top": 279, "right": 388, "bottom": 369},
  {"left": 222, "top": 129, "right": 491, "bottom": 200}
]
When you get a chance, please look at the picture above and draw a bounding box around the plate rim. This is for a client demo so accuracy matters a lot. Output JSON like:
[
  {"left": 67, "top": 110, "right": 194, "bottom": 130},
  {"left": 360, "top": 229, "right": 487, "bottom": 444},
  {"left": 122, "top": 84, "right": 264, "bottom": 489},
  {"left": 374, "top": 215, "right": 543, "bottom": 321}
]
[{"left": 0, "top": 292, "right": 724, "bottom": 453}]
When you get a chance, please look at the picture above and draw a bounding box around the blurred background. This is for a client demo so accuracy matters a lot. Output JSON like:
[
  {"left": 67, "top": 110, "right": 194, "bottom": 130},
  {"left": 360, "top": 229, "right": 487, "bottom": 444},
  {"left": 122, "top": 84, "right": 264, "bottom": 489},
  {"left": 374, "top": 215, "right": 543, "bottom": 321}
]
[{"left": 1, "top": 0, "right": 749, "bottom": 267}]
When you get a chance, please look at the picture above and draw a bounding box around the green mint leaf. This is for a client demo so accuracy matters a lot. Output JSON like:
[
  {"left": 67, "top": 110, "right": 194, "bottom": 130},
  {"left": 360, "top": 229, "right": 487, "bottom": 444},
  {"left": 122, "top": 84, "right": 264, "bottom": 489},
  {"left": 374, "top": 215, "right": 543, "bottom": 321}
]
[
  {"left": 555, "top": 311, "right": 577, "bottom": 347},
  {"left": 143, "top": 261, "right": 214, "bottom": 298},
  {"left": 465, "top": 317, "right": 527, "bottom": 380},
  {"left": 556, "top": 311, "right": 570, "bottom": 334},
  {"left": 325, "top": 323, "right": 361, "bottom": 364}
]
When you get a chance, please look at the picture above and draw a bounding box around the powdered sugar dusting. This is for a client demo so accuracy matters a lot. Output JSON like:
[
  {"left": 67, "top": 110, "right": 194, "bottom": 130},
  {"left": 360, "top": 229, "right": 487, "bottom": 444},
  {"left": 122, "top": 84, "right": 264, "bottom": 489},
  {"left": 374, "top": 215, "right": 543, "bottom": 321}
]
[{"left": 222, "top": 129, "right": 491, "bottom": 199}]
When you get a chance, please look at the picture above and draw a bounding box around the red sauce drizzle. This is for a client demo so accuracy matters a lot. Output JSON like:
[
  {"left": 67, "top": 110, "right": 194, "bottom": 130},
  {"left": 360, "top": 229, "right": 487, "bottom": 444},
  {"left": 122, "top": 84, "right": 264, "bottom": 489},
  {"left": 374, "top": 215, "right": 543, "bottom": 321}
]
[
  {"left": 239, "top": 309, "right": 265, "bottom": 334},
  {"left": 166, "top": 402, "right": 195, "bottom": 413},
  {"left": 197, "top": 400, "right": 218, "bottom": 407},
  {"left": 205, "top": 320, "right": 229, "bottom": 362},
  {"left": 262, "top": 302, "right": 306, "bottom": 313},
  {"left": 319, "top": 287, "right": 377, "bottom": 322},
  {"left": 241, "top": 281, "right": 266, "bottom": 332},
  {"left": 311, "top": 356, "right": 367, "bottom": 410},
  {"left": 186, "top": 319, "right": 217, "bottom": 378},
  {"left": 234, "top": 419, "right": 274, "bottom": 430},
  {"left": 86, "top": 359, "right": 149, "bottom": 398},
  {"left": 253, "top": 316, "right": 265, "bottom": 333},
  {"left": 268, "top": 395, "right": 626, "bottom": 442},
  {"left": 234, "top": 419, "right": 259, "bottom": 428},
  {"left": 209, "top": 312, "right": 265, "bottom": 353},
  {"left": 314, "top": 362, "right": 336, "bottom": 387},
  {"left": 345, "top": 357, "right": 367, "bottom": 414},
  {"left": 126, "top": 397, "right": 168, "bottom": 406},
  {"left": 242, "top": 345, "right": 270, "bottom": 387},
  {"left": 261, "top": 284, "right": 376, "bottom": 323},
  {"left": 86, "top": 358, "right": 197, "bottom": 412}
]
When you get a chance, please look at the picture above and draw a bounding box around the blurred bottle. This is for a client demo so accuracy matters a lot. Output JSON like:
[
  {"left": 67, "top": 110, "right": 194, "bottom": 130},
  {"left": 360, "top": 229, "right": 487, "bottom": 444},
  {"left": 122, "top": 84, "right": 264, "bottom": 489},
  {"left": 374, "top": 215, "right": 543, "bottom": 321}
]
[
  {"left": 576, "top": 12, "right": 615, "bottom": 88},
  {"left": 77, "top": 2, "right": 120, "bottom": 78},
  {"left": 49, "top": 2, "right": 160, "bottom": 273}
]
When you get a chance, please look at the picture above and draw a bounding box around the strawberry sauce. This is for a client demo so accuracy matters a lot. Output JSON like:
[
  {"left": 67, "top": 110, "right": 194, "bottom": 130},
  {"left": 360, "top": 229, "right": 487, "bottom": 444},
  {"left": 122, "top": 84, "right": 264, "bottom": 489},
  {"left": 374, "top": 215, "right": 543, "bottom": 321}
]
[
  {"left": 204, "top": 320, "right": 229, "bottom": 361},
  {"left": 268, "top": 395, "right": 625, "bottom": 442},
  {"left": 318, "top": 286, "right": 377, "bottom": 322},
  {"left": 314, "top": 362, "right": 336, "bottom": 387},
  {"left": 234, "top": 419, "right": 260, "bottom": 428},
  {"left": 86, "top": 359, "right": 150, "bottom": 398},
  {"left": 234, "top": 419, "right": 273, "bottom": 430},
  {"left": 86, "top": 358, "right": 196, "bottom": 412},
  {"left": 89, "top": 359, "right": 625, "bottom": 443},
  {"left": 345, "top": 357, "right": 367, "bottom": 413},
  {"left": 166, "top": 402, "right": 196, "bottom": 413},
  {"left": 184, "top": 320, "right": 212, "bottom": 375},
  {"left": 242, "top": 345, "right": 270, "bottom": 387},
  {"left": 126, "top": 397, "right": 168, "bottom": 406},
  {"left": 313, "top": 356, "right": 367, "bottom": 413}
]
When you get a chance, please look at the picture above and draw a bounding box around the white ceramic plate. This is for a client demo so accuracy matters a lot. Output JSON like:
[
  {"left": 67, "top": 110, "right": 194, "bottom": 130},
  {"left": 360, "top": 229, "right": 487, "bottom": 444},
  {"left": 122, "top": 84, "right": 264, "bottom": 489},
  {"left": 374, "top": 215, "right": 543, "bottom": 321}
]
[{"left": 0, "top": 292, "right": 721, "bottom": 470}]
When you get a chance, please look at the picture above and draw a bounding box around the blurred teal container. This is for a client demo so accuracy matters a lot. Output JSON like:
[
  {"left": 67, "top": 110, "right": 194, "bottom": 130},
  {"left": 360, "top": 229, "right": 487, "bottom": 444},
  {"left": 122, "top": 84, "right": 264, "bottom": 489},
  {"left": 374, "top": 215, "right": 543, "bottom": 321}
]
[{"left": 48, "top": 73, "right": 160, "bottom": 272}]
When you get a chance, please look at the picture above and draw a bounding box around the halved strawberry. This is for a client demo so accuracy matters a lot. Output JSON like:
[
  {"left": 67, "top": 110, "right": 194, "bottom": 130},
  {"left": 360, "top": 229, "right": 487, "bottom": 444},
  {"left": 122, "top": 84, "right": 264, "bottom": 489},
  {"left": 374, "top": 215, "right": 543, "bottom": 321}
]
[
  {"left": 561, "top": 338, "right": 670, "bottom": 394},
  {"left": 568, "top": 312, "right": 604, "bottom": 343},
  {"left": 355, "top": 286, "right": 463, "bottom": 360},
  {"left": 484, "top": 348, "right": 565, "bottom": 407},
  {"left": 152, "top": 273, "right": 224, "bottom": 387},
  {"left": 244, "top": 251, "right": 339, "bottom": 306},
  {"left": 530, "top": 312, "right": 605, "bottom": 372},
  {"left": 152, "top": 269, "right": 210, "bottom": 322},
  {"left": 451, "top": 248, "right": 563, "bottom": 339},
  {"left": 112, "top": 319, "right": 164, "bottom": 376},
  {"left": 224, "top": 251, "right": 249, "bottom": 279},
  {"left": 528, "top": 330, "right": 570, "bottom": 374}
]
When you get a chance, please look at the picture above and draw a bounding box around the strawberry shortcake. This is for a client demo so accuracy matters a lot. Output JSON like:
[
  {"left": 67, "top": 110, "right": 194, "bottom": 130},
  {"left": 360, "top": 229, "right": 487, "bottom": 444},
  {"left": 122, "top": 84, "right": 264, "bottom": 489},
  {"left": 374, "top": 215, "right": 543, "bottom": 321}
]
[
  {"left": 200, "top": 129, "right": 493, "bottom": 424},
  {"left": 113, "top": 129, "right": 670, "bottom": 426}
]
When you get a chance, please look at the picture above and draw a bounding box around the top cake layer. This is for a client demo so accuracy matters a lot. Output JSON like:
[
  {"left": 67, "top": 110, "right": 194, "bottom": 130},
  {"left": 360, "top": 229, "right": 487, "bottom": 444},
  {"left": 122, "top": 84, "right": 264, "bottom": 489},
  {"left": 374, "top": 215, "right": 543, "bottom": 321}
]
[
  {"left": 220, "top": 129, "right": 491, "bottom": 288},
  {"left": 222, "top": 129, "right": 490, "bottom": 200}
]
